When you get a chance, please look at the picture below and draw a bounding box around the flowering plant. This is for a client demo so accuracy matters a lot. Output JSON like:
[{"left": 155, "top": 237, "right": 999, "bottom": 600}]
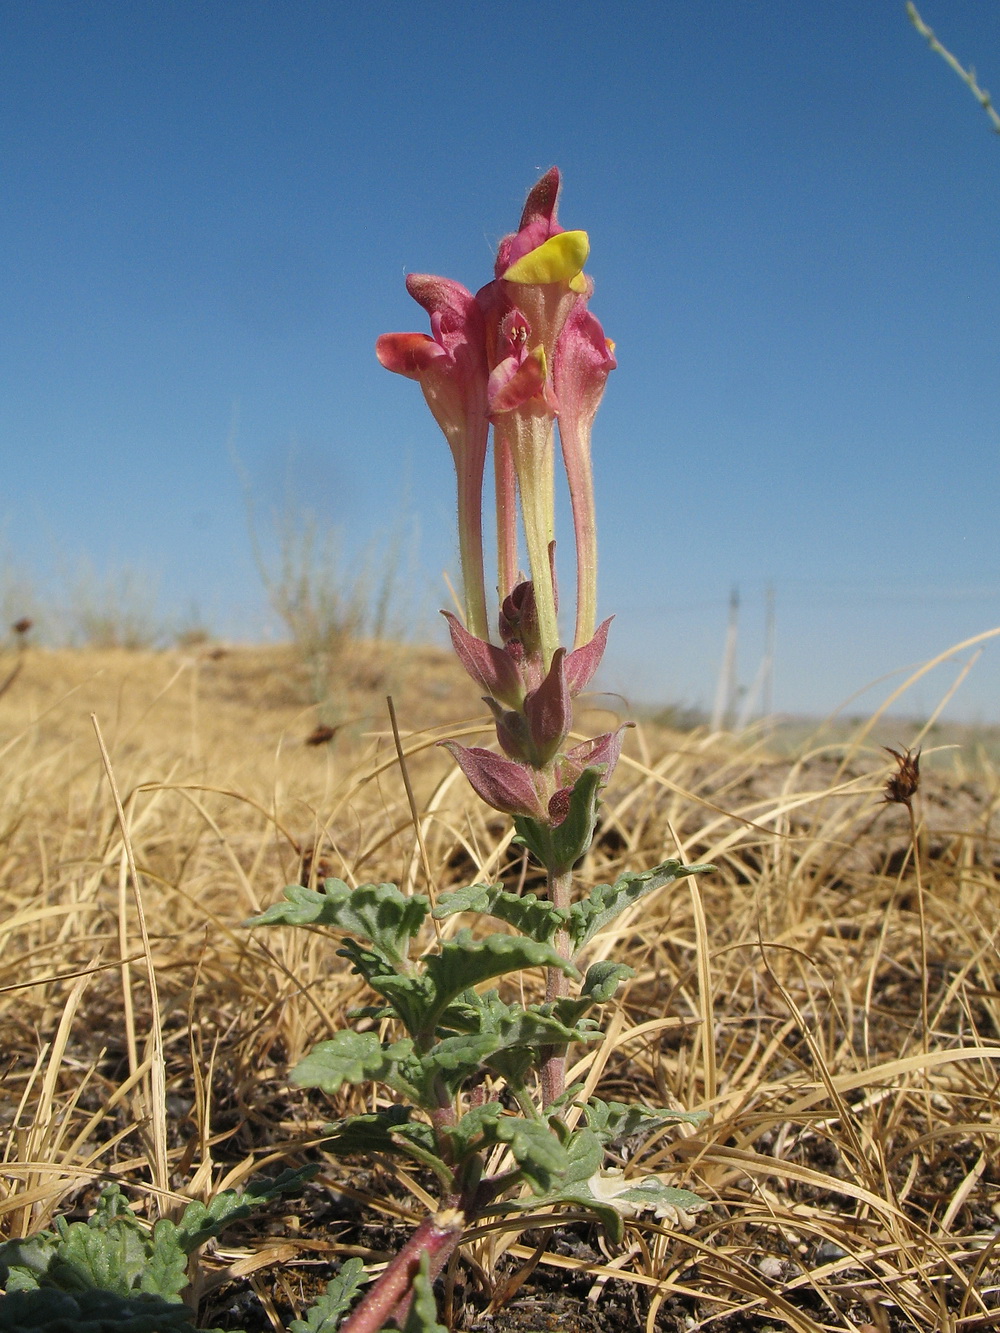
[{"left": 252, "top": 170, "right": 710, "bottom": 1332}]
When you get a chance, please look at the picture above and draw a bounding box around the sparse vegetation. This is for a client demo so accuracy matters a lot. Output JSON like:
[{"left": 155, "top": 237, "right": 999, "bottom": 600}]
[
  {"left": 245, "top": 471, "right": 412, "bottom": 731},
  {"left": 1, "top": 639, "right": 998, "bottom": 1330}
]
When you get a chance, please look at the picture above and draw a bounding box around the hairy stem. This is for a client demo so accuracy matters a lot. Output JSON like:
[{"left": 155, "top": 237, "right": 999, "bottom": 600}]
[
  {"left": 457, "top": 463, "right": 489, "bottom": 641},
  {"left": 541, "top": 865, "right": 574, "bottom": 1106},
  {"left": 339, "top": 1208, "right": 465, "bottom": 1333}
]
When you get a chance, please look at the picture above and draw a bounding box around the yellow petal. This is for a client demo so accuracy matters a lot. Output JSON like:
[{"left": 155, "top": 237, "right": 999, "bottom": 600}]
[{"left": 503, "top": 230, "right": 590, "bottom": 285}]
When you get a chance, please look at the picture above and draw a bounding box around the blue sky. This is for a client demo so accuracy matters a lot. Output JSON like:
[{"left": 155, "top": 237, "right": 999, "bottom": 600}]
[{"left": 3, "top": 1, "right": 1000, "bottom": 720}]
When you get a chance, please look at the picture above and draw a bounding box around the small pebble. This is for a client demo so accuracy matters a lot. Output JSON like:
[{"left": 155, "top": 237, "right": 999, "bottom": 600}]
[{"left": 813, "top": 1240, "right": 848, "bottom": 1264}]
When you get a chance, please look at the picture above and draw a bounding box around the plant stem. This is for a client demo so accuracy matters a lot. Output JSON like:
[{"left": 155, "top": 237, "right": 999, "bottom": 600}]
[
  {"left": 906, "top": 798, "right": 930, "bottom": 1054},
  {"left": 457, "top": 464, "right": 489, "bottom": 641},
  {"left": 339, "top": 1208, "right": 465, "bottom": 1333},
  {"left": 540, "top": 865, "right": 574, "bottom": 1106}
]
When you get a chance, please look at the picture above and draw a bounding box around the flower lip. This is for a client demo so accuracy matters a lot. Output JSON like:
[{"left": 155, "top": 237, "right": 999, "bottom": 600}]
[
  {"left": 375, "top": 332, "right": 448, "bottom": 378},
  {"left": 502, "top": 231, "right": 590, "bottom": 289}
]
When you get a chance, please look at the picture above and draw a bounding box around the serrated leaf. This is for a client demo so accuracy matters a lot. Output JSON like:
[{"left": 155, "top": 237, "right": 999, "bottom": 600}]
[
  {"left": 553, "top": 961, "right": 633, "bottom": 1027},
  {"left": 143, "top": 1223, "right": 189, "bottom": 1300},
  {"left": 492, "top": 1118, "right": 570, "bottom": 1193},
  {"left": 580, "top": 960, "right": 636, "bottom": 1002},
  {"left": 433, "top": 883, "right": 567, "bottom": 942},
  {"left": 0, "top": 1182, "right": 244, "bottom": 1332},
  {"left": 322, "top": 1103, "right": 415, "bottom": 1153},
  {"left": 346, "top": 1003, "right": 397, "bottom": 1022},
  {"left": 247, "top": 881, "right": 428, "bottom": 965},
  {"left": 418, "top": 1032, "right": 498, "bottom": 1081},
  {"left": 607, "top": 1179, "right": 706, "bottom": 1217},
  {"left": 173, "top": 1167, "right": 316, "bottom": 1252},
  {"left": 568, "top": 860, "right": 714, "bottom": 952},
  {"left": 438, "top": 1103, "right": 505, "bottom": 1161},
  {"left": 423, "top": 932, "right": 577, "bottom": 1027},
  {"left": 291, "top": 1031, "right": 418, "bottom": 1099},
  {"left": 399, "top": 1252, "right": 447, "bottom": 1333},
  {"left": 496, "top": 1125, "right": 612, "bottom": 1232},
  {"left": 420, "top": 1000, "right": 596, "bottom": 1093},
  {"left": 355, "top": 963, "right": 436, "bottom": 1037},
  {"left": 0, "top": 1233, "right": 60, "bottom": 1291},
  {"left": 288, "top": 1257, "right": 368, "bottom": 1332},
  {"left": 584, "top": 1097, "right": 708, "bottom": 1146},
  {"left": 50, "top": 1210, "right": 155, "bottom": 1299},
  {"left": 322, "top": 1108, "right": 447, "bottom": 1182},
  {"left": 491, "top": 1125, "right": 605, "bottom": 1213}
]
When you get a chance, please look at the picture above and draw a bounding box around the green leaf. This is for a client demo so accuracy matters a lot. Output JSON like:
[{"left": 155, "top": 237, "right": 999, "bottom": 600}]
[
  {"left": 444, "top": 1110, "right": 604, "bottom": 1196},
  {"left": 322, "top": 1109, "right": 448, "bottom": 1182},
  {"left": 419, "top": 1000, "right": 596, "bottom": 1093},
  {"left": 513, "top": 768, "right": 605, "bottom": 873},
  {"left": 438, "top": 1103, "right": 505, "bottom": 1162},
  {"left": 49, "top": 1217, "right": 152, "bottom": 1299},
  {"left": 553, "top": 961, "right": 634, "bottom": 1027},
  {"left": 0, "top": 1286, "right": 210, "bottom": 1332},
  {"left": 433, "top": 883, "right": 568, "bottom": 942},
  {"left": 568, "top": 860, "right": 714, "bottom": 952},
  {"left": 550, "top": 767, "right": 606, "bottom": 872},
  {"left": 322, "top": 1102, "right": 415, "bottom": 1153},
  {"left": 361, "top": 976, "right": 437, "bottom": 1038},
  {"left": 0, "top": 1184, "right": 245, "bottom": 1332},
  {"left": 0, "top": 1233, "right": 61, "bottom": 1293},
  {"left": 247, "top": 881, "right": 429, "bottom": 966},
  {"left": 492, "top": 1118, "right": 570, "bottom": 1194},
  {"left": 423, "top": 932, "right": 577, "bottom": 1026},
  {"left": 580, "top": 960, "right": 636, "bottom": 1003},
  {"left": 291, "top": 1031, "right": 418, "bottom": 1099},
  {"left": 288, "top": 1257, "right": 368, "bottom": 1332},
  {"left": 399, "top": 1252, "right": 447, "bottom": 1333},
  {"left": 486, "top": 1123, "right": 605, "bottom": 1213},
  {"left": 608, "top": 1179, "right": 706, "bottom": 1216},
  {"left": 584, "top": 1098, "right": 707, "bottom": 1146},
  {"left": 499, "top": 1123, "right": 707, "bottom": 1242},
  {"left": 172, "top": 1168, "right": 316, "bottom": 1253}
]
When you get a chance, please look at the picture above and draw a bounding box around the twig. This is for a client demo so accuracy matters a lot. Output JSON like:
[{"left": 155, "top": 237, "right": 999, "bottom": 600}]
[{"left": 907, "top": 2, "right": 1000, "bottom": 135}]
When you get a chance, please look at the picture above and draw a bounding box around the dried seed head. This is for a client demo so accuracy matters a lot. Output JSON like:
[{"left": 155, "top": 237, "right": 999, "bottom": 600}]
[
  {"left": 12, "top": 618, "right": 32, "bottom": 636},
  {"left": 882, "top": 745, "right": 921, "bottom": 805}
]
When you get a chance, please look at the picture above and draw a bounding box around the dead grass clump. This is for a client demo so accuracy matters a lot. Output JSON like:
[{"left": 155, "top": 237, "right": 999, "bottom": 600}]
[{"left": 1, "top": 644, "right": 998, "bottom": 1331}]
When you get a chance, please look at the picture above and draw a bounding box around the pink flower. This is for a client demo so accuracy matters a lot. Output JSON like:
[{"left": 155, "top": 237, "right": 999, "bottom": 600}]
[
  {"left": 554, "top": 294, "right": 617, "bottom": 647},
  {"left": 474, "top": 169, "right": 592, "bottom": 664},
  {"left": 376, "top": 276, "right": 490, "bottom": 640},
  {"left": 492, "top": 167, "right": 590, "bottom": 364}
]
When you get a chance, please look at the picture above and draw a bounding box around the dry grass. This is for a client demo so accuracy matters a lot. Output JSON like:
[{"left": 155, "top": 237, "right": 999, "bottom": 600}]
[{"left": 1, "top": 640, "right": 999, "bottom": 1332}]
